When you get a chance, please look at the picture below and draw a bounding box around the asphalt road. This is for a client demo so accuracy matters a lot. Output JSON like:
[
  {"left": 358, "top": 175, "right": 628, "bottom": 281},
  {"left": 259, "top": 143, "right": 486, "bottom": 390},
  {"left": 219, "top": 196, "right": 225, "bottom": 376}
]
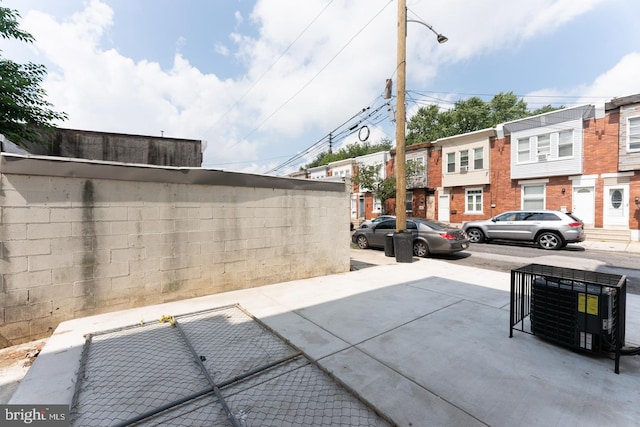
[{"left": 432, "top": 240, "right": 640, "bottom": 294}]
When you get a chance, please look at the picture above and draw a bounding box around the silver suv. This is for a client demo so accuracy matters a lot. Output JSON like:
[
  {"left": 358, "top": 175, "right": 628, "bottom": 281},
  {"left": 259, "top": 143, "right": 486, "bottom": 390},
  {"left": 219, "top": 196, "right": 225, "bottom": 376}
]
[{"left": 462, "top": 210, "right": 585, "bottom": 250}]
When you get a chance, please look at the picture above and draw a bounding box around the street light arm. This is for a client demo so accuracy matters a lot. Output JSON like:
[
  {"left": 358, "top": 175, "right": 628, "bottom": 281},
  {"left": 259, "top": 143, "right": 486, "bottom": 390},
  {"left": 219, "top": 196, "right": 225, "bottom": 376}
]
[{"left": 406, "top": 19, "right": 448, "bottom": 44}]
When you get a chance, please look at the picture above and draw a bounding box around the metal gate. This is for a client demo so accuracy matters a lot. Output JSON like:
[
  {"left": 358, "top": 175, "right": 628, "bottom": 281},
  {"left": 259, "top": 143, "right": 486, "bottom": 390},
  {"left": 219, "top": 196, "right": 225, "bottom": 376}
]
[{"left": 70, "top": 305, "right": 390, "bottom": 426}]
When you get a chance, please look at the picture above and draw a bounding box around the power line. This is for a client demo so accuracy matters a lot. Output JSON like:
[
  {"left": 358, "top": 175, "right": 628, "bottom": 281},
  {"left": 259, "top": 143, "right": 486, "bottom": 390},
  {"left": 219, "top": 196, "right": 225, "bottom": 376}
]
[
  {"left": 217, "top": 0, "right": 336, "bottom": 155},
  {"left": 238, "top": 1, "right": 394, "bottom": 150}
]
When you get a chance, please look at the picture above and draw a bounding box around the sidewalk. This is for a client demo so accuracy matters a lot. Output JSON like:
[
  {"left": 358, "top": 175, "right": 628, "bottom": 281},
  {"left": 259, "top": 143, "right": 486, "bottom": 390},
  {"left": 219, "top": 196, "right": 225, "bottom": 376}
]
[{"left": 8, "top": 248, "right": 640, "bottom": 426}]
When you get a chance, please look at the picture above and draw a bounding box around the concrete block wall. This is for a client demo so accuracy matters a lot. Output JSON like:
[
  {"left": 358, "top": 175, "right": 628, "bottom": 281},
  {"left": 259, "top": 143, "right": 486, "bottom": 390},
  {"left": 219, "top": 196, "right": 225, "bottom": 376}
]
[{"left": 0, "top": 154, "right": 350, "bottom": 346}]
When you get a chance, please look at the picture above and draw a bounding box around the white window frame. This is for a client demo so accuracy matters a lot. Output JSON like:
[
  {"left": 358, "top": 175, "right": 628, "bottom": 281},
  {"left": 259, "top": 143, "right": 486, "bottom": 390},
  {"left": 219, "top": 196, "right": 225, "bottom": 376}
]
[
  {"left": 628, "top": 116, "right": 640, "bottom": 152},
  {"left": 446, "top": 152, "right": 455, "bottom": 173},
  {"left": 465, "top": 187, "right": 483, "bottom": 214},
  {"left": 460, "top": 150, "right": 469, "bottom": 169},
  {"left": 517, "top": 137, "right": 531, "bottom": 163},
  {"left": 521, "top": 183, "right": 546, "bottom": 210},
  {"left": 473, "top": 147, "right": 483, "bottom": 170},
  {"left": 537, "top": 133, "right": 551, "bottom": 156},
  {"left": 558, "top": 130, "right": 574, "bottom": 158}
]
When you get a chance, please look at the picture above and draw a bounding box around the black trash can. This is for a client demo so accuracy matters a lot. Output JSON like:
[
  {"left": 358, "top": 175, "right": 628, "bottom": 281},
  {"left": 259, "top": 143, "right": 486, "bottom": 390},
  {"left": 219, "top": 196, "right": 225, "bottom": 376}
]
[
  {"left": 393, "top": 231, "right": 414, "bottom": 263},
  {"left": 384, "top": 233, "right": 395, "bottom": 257}
]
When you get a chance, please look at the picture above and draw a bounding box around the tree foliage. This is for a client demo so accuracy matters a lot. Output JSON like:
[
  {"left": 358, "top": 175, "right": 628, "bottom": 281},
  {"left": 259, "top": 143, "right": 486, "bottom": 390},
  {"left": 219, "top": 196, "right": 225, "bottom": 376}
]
[
  {"left": 406, "top": 91, "right": 562, "bottom": 145},
  {"left": 304, "top": 138, "right": 392, "bottom": 169},
  {"left": 0, "top": 4, "right": 67, "bottom": 146},
  {"left": 350, "top": 160, "right": 424, "bottom": 214}
]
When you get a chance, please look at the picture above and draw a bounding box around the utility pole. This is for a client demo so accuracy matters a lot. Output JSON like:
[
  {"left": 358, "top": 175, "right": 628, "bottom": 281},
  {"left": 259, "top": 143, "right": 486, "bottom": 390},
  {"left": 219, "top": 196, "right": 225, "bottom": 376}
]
[
  {"left": 395, "top": 0, "right": 407, "bottom": 232},
  {"left": 329, "top": 132, "right": 333, "bottom": 154}
]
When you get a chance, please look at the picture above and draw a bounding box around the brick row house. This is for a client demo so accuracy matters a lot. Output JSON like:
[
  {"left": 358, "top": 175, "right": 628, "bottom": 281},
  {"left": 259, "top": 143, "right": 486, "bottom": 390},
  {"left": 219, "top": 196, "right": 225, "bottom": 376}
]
[
  {"left": 385, "top": 93, "right": 640, "bottom": 241},
  {"left": 292, "top": 93, "right": 640, "bottom": 240}
]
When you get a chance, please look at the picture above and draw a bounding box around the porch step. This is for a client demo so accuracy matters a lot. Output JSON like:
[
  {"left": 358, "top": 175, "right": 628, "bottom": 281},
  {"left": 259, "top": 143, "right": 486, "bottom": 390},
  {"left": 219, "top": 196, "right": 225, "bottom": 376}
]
[{"left": 584, "top": 228, "right": 630, "bottom": 242}]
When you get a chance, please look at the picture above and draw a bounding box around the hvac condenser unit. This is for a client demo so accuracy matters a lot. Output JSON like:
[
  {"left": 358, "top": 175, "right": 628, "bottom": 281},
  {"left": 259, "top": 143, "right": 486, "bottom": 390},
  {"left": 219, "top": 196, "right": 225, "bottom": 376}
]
[
  {"left": 510, "top": 264, "right": 627, "bottom": 373},
  {"left": 531, "top": 277, "right": 618, "bottom": 352}
]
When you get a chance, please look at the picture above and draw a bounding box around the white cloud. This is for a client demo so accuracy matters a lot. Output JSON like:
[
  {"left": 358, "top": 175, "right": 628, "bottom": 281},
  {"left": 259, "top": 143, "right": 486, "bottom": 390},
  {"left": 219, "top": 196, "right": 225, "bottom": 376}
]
[{"left": 7, "top": 0, "right": 640, "bottom": 174}]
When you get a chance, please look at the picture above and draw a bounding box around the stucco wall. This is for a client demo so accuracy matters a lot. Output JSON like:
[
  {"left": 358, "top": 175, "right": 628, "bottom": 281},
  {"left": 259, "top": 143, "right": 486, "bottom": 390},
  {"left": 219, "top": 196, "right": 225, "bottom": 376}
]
[{"left": 0, "top": 154, "right": 350, "bottom": 347}]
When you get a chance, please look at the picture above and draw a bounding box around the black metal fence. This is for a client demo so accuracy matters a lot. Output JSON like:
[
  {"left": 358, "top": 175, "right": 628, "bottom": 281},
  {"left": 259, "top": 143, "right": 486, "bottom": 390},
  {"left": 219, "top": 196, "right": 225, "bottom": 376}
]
[{"left": 510, "top": 264, "right": 627, "bottom": 373}]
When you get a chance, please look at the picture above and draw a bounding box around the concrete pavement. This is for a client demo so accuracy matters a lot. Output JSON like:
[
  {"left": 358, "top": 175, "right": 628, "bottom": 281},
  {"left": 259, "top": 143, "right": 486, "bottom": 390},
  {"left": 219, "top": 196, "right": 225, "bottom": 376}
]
[{"left": 8, "top": 247, "right": 640, "bottom": 426}]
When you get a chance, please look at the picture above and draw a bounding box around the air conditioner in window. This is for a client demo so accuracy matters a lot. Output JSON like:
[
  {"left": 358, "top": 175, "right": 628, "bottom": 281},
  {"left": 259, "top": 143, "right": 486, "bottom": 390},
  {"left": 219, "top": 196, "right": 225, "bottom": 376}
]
[
  {"left": 460, "top": 166, "right": 468, "bottom": 173},
  {"left": 538, "top": 153, "right": 549, "bottom": 161}
]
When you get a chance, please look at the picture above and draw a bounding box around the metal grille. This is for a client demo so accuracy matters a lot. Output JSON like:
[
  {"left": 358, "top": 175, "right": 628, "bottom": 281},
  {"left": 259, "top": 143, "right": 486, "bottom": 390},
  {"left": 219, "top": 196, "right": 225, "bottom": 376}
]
[
  {"left": 510, "top": 264, "right": 627, "bottom": 373},
  {"left": 70, "top": 305, "right": 390, "bottom": 426}
]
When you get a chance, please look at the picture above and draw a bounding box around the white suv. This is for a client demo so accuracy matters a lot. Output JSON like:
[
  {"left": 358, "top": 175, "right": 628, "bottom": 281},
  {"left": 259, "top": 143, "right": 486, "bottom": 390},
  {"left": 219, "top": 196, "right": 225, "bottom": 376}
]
[{"left": 462, "top": 210, "right": 585, "bottom": 250}]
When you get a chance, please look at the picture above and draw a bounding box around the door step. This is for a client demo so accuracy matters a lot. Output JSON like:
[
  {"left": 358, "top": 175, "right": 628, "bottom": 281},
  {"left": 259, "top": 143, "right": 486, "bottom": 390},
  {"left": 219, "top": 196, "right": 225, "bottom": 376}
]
[{"left": 583, "top": 228, "right": 630, "bottom": 242}]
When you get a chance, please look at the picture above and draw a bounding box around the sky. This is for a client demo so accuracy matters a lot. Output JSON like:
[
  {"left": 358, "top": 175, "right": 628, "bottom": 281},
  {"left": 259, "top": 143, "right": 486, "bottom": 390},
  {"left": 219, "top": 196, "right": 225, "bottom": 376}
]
[{"left": 3, "top": 0, "right": 640, "bottom": 175}]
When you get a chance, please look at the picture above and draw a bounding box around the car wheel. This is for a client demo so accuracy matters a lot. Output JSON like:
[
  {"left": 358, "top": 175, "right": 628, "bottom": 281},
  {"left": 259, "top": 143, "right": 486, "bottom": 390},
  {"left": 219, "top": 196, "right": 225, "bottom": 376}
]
[
  {"left": 537, "top": 232, "right": 562, "bottom": 250},
  {"left": 356, "top": 235, "right": 369, "bottom": 249},
  {"left": 466, "top": 228, "right": 485, "bottom": 243},
  {"left": 413, "top": 240, "right": 429, "bottom": 257}
]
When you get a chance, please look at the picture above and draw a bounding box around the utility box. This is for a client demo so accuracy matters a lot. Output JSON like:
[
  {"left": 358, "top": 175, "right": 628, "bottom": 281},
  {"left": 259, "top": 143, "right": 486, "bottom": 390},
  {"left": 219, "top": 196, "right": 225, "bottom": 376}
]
[{"left": 510, "top": 264, "right": 627, "bottom": 373}]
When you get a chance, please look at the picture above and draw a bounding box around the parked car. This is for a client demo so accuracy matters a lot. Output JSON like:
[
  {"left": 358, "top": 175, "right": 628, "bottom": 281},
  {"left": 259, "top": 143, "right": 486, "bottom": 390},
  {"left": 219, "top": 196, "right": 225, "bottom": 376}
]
[
  {"left": 462, "top": 210, "right": 585, "bottom": 250},
  {"left": 359, "top": 215, "right": 395, "bottom": 228},
  {"left": 351, "top": 218, "right": 469, "bottom": 257}
]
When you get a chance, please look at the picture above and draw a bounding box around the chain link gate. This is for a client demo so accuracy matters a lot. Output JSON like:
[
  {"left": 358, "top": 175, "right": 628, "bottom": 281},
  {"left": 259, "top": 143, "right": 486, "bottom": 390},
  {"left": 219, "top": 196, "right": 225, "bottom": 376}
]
[{"left": 70, "top": 305, "right": 391, "bottom": 426}]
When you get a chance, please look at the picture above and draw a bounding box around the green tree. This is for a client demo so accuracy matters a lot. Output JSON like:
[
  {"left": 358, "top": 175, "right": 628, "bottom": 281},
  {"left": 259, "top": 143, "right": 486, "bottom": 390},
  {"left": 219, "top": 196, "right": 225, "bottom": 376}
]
[
  {"left": 406, "top": 91, "right": 562, "bottom": 146},
  {"left": 304, "top": 138, "right": 392, "bottom": 169},
  {"left": 0, "top": 4, "right": 67, "bottom": 146},
  {"left": 350, "top": 160, "right": 424, "bottom": 214}
]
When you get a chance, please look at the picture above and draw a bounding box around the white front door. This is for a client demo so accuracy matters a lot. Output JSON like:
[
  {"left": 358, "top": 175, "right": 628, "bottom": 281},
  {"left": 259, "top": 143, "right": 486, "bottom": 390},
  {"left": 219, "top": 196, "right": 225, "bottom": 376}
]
[
  {"left": 438, "top": 194, "right": 450, "bottom": 222},
  {"left": 603, "top": 185, "right": 629, "bottom": 227},
  {"left": 572, "top": 187, "right": 594, "bottom": 225}
]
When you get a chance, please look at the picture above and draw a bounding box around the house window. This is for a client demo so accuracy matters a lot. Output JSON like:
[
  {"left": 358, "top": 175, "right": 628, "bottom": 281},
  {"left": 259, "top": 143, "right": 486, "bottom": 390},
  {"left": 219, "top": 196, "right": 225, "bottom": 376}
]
[
  {"left": 447, "top": 152, "right": 455, "bottom": 173},
  {"left": 517, "top": 138, "right": 530, "bottom": 163},
  {"left": 466, "top": 188, "right": 482, "bottom": 213},
  {"left": 373, "top": 197, "right": 382, "bottom": 213},
  {"left": 537, "top": 134, "right": 551, "bottom": 156},
  {"left": 522, "top": 184, "right": 545, "bottom": 210},
  {"left": 460, "top": 150, "right": 469, "bottom": 170},
  {"left": 405, "top": 191, "right": 413, "bottom": 212},
  {"left": 629, "top": 117, "right": 640, "bottom": 151},
  {"left": 558, "top": 130, "right": 573, "bottom": 157},
  {"left": 473, "top": 147, "right": 483, "bottom": 170},
  {"left": 407, "top": 156, "right": 424, "bottom": 176}
]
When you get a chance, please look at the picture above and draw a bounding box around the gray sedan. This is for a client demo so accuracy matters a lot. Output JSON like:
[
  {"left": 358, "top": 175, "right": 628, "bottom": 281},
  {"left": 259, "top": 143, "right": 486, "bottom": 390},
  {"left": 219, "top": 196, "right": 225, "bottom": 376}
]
[{"left": 351, "top": 218, "right": 469, "bottom": 257}]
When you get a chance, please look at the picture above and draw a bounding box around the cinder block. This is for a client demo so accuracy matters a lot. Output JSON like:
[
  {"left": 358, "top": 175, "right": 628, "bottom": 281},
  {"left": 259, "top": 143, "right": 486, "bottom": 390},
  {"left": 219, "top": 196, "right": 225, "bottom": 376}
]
[
  {"left": 27, "top": 284, "right": 74, "bottom": 303},
  {"left": 50, "top": 207, "right": 83, "bottom": 223},
  {"left": 111, "top": 273, "right": 145, "bottom": 291},
  {"left": 0, "top": 256, "right": 28, "bottom": 275},
  {"left": 91, "top": 206, "right": 128, "bottom": 221},
  {"left": 52, "top": 265, "right": 87, "bottom": 284},
  {"left": 0, "top": 189, "right": 28, "bottom": 206},
  {"left": 111, "top": 247, "right": 145, "bottom": 263},
  {"left": 27, "top": 222, "right": 72, "bottom": 240},
  {"left": 5, "top": 304, "right": 32, "bottom": 323},
  {"left": 71, "top": 221, "right": 111, "bottom": 236},
  {"left": 3, "top": 270, "right": 52, "bottom": 291},
  {"left": 2, "top": 207, "right": 49, "bottom": 223},
  {"left": 28, "top": 253, "right": 74, "bottom": 272},
  {"left": 50, "top": 236, "right": 87, "bottom": 253}
]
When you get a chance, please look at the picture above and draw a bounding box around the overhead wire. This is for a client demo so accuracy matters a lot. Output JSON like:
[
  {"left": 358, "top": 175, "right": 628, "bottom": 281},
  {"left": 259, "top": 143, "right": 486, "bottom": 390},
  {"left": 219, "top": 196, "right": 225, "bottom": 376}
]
[
  {"left": 241, "top": 0, "right": 394, "bottom": 147},
  {"left": 216, "top": 0, "right": 336, "bottom": 155}
]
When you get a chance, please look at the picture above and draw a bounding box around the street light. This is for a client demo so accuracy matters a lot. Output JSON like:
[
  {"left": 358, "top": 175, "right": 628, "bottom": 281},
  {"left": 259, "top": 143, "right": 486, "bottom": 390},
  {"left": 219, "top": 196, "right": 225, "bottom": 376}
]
[{"left": 395, "top": 2, "right": 447, "bottom": 234}]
